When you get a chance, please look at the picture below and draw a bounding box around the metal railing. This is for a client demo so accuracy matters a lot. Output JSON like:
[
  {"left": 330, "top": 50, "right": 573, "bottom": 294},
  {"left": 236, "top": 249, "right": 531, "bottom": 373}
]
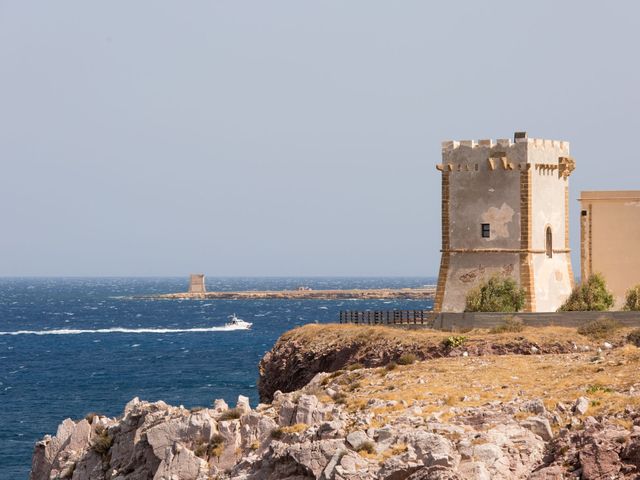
[{"left": 339, "top": 310, "right": 432, "bottom": 325}]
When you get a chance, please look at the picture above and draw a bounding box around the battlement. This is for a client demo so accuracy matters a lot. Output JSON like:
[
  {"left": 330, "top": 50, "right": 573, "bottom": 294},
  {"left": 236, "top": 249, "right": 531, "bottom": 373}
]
[{"left": 441, "top": 133, "right": 569, "bottom": 153}]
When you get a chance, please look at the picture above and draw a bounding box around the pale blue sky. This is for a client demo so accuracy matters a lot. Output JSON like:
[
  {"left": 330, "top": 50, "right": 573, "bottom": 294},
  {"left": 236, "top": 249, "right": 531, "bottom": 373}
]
[{"left": 1, "top": 1, "right": 638, "bottom": 276}]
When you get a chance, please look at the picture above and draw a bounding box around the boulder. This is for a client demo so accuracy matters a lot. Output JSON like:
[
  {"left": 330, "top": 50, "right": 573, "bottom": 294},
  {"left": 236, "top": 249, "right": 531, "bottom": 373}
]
[
  {"left": 408, "top": 431, "right": 459, "bottom": 469},
  {"left": 346, "top": 430, "right": 369, "bottom": 450},
  {"left": 153, "top": 442, "right": 209, "bottom": 480},
  {"left": 573, "top": 396, "right": 590, "bottom": 415},
  {"left": 236, "top": 395, "right": 251, "bottom": 414},
  {"left": 521, "top": 416, "right": 553, "bottom": 441},
  {"left": 295, "top": 394, "right": 320, "bottom": 425}
]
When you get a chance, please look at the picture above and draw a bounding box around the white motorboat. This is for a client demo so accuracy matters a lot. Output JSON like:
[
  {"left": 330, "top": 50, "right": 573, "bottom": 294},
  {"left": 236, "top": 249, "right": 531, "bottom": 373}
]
[{"left": 225, "top": 314, "right": 253, "bottom": 330}]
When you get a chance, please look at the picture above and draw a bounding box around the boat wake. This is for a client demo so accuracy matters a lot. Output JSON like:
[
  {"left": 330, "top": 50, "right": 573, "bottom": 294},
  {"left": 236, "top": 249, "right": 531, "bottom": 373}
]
[{"left": 0, "top": 325, "right": 249, "bottom": 336}]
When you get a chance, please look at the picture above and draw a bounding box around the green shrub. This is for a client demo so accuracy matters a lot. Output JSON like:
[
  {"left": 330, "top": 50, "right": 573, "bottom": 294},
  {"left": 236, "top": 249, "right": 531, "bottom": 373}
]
[
  {"left": 397, "top": 353, "right": 417, "bottom": 365},
  {"left": 559, "top": 274, "right": 614, "bottom": 311},
  {"left": 465, "top": 276, "right": 526, "bottom": 313},
  {"left": 443, "top": 335, "right": 467, "bottom": 348},
  {"left": 586, "top": 384, "right": 612, "bottom": 394},
  {"left": 218, "top": 408, "right": 242, "bottom": 421},
  {"left": 490, "top": 316, "right": 525, "bottom": 334},
  {"left": 577, "top": 317, "right": 621, "bottom": 339},
  {"left": 627, "top": 328, "right": 640, "bottom": 347},
  {"left": 91, "top": 425, "right": 113, "bottom": 456},
  {"left": 385, "top": 361, "right": 397, "bottom": 371},
  {"left": 624, "top": 285, "right": 640, "bottom": 311}
]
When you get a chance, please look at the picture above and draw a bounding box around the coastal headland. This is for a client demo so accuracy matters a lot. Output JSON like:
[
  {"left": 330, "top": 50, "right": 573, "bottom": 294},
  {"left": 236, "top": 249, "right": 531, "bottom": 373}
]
[
  {"left": 149, "top": 286, "right": 436, "bottom": 301},
  {"left": 31, "top": 322, "right": 640, "bottom": 479}
]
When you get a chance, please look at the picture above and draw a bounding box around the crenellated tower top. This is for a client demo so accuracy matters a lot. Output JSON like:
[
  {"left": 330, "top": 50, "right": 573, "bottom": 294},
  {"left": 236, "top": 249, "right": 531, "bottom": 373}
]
[{"left": 436, "top": 131, "right": 574, "bottom": 178}]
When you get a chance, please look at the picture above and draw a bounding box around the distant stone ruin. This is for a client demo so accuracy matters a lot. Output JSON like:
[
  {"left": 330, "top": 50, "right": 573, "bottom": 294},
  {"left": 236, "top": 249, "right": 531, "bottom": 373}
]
[{"left": 188, "top": 274, "right": 206, "bottom": 294}]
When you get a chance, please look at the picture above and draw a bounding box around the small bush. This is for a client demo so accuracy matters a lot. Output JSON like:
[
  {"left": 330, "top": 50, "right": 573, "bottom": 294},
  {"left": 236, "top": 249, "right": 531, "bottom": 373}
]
[
  {"left": 346, "top": 363, "right": 364, "bottom": 371},
  {"left": 586, "top": 384, "right": 613, "bottom": 394},
  {"left": 390, "top": 443, "right": 408, "bottom": 456},
  {"left": 624, "top": 285, "right": 640, "bottom": 311},
  {"left": 397, "top": 353, "right": 417, "bottom": 365},
  {"left": 627, "top": 328, "right": 640, "bottom": 347},
  {"left": 559, "top": 273, "right": 614, "bottom": 311},
  {"left": 218, "top": 408, "right": 242, "bottom": 421},
  {"left": 490, "top": 317, "right": 525, "bottom": 334},
  {"left": 348, "top": 381, "right": 362, "bottom": 391},
  {"left": 209, "top": 434, "right": 225, "bottom": 460},
  {"left": 332, "top": 392, "right": 348, "bottom": 404},
  {"left": 357, "top": 440, "right": 376, "bottom": 455},
  {"left": 465, "top": 276, "right": 526, "bottom": 313},
  {"left": 91, "top": 425, "right": 113, "bottom": 456},
  {"left": 270, "top": 428, "right": 284, "bottom": 440},
  {"left": 385, "top": 361, "right": 397, "bottom": 371},
  {"left": 443, "top": 335, "right": 467, "bottom": 348},
  {"left": 577, "top": 317, "right": 621, "bottom": 339},
  {"left": 194, "top": 441, "right": 209, "bottom": 458}
]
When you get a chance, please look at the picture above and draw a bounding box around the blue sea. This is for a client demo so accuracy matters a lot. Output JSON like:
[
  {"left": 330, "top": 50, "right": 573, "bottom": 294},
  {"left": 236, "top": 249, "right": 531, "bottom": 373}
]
[{"left": 0, "top": 277, "right": 434, "bottom": 479}]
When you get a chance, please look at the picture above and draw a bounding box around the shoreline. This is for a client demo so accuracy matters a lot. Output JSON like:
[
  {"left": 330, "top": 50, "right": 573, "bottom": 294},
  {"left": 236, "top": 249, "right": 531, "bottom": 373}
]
[{"left": 144, "top": 286, "right": 436, "bottom": 301}]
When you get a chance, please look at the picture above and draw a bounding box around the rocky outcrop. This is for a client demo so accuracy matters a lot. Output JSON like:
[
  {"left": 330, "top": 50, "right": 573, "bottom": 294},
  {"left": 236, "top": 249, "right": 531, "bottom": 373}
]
[
  {"left": 258, "top": 325, "right": 599, "bottom": 402},
  {"left": 31, "top": 381, "right": 640, "bottom": 479},
  {"left": 31, "top": 325, "right": 639, "bottom": 479}
]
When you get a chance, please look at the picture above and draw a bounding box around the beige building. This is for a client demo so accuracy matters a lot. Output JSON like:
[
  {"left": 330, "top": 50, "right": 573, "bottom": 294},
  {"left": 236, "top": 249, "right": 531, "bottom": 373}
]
[
  {"left": 580, "top": 191, "right": 640, "bottom": 308},
  {"left": 434, "top": 132, "right": 576, "bottom": 312}
]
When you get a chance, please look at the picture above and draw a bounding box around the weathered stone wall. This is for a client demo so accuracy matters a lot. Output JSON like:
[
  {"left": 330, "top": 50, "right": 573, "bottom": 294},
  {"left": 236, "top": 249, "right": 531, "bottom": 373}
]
[
  {"left": 436, "top": 140, "right": 524, "bottom": 312},
  {"left": 435, "top": 134, "right": 575, "bottom": 312}
]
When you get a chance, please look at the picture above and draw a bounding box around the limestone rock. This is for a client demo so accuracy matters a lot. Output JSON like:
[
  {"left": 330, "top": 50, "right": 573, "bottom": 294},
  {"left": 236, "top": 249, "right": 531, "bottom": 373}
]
[
  {"left": 574, "top": 396, "right": 590, "bottom": 415},
  {"left": 236, "top": 395, "right": 251, "bottom": 414},
  {"left": 521, "top": 416, "right": 553, "bottom": 441},
  {"left": 346, "top": 430, "right": 369, "bottom": 449}
]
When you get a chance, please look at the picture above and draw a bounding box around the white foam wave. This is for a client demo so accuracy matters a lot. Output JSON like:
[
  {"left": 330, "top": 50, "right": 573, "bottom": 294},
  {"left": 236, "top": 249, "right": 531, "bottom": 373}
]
[{"left": 0, "top": 325, "right": 248, "bottom": 336}]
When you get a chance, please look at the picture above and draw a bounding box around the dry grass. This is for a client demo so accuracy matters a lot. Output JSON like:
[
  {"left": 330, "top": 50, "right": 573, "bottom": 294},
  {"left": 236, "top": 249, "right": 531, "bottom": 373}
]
[
  {"left": 281, "top": 323, "right": 633, "bottom": 351},
  {"left": 320, "top": 342, "right": 640, "bottom": 423},
  {"left": 281, "top": 423, "right": 308, "bottom": 434}
]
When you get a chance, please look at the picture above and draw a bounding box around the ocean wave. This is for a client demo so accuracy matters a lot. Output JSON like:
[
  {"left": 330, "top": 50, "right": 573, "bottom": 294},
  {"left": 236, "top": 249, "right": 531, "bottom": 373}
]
[{"left": 0, "top": 325, "right": 248, "bottom": 336}]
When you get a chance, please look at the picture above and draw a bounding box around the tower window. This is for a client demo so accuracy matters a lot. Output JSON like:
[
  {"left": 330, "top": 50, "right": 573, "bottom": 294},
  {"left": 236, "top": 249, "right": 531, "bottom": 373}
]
[
  {"left": 581, "top": 210, "right": 588, "bottom": 216},
  {"left": 546, "top": 227, "right": 553, "bottom": 258},
  {"left": 481, "top": 223, "right": 490, "bottom": 238}
]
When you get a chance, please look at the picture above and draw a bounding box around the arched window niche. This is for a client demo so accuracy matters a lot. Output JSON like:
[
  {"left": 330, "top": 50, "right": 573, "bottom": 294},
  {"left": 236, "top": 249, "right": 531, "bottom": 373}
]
[{"left": 545, "top": 227, "right": 553, "bottom": 258}]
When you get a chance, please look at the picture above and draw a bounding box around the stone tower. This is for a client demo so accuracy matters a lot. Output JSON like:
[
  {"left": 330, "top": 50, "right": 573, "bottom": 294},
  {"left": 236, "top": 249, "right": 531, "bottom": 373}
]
[
  {"left": 188, "top": 274, "right": 206, "bottom": 294},
  {"left": 434, "top": 132, "right": 576, "bottom": 312}
]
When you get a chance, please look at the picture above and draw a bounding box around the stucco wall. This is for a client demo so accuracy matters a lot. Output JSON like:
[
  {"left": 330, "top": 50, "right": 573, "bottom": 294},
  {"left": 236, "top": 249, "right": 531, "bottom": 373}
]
[
  {"left": 581, "top": 192, "right": 640, "bottom": 308},
  {"left": 528, "top": 142, "right": 574, "bottom": 311}
]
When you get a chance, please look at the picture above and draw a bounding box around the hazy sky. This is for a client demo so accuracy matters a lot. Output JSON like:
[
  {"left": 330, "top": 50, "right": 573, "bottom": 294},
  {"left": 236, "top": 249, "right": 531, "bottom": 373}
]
[{"left": 1, "top": 1, "right": 638, "bottom": 276}]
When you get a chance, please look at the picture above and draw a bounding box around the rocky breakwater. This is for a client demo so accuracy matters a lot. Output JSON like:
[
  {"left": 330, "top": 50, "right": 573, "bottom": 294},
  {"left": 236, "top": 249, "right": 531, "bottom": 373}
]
[{"left": 31, "top": 324, "right": 640, "bottom": 479}]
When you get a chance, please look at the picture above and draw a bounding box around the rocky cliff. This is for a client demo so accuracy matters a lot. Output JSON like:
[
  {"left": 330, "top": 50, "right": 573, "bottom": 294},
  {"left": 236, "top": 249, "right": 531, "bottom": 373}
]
[
  {"left": 257, "top": 324, "right": 601, "bottom": 402},
  {"left": 31, "top": 324, "right": 640, "bottom": 480}
]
